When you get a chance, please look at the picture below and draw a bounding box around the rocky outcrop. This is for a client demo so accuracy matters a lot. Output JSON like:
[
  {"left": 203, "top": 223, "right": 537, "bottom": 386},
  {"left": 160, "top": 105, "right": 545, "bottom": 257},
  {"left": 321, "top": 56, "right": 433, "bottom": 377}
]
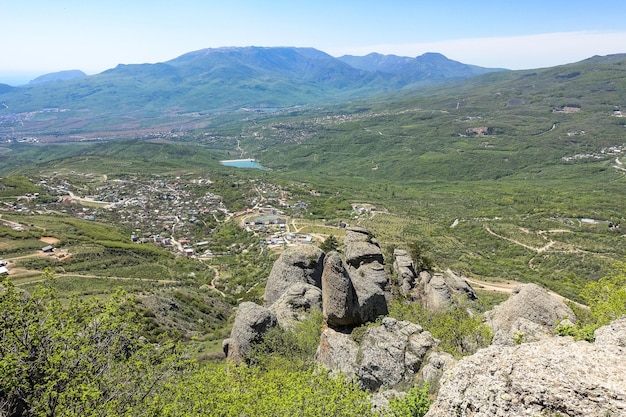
[
  {"left": 321, "top": 251, "right": 388, "bottom": 327},
  {"left": 393, "top": 249, "right": 417, "bottom": 295},
  {"left": 316, "top": 317, "right": 436, "bottom": 391},
  {"left": 222, "top": 302, "right": 277, "bottom": 363},
  {"left": 425, "top": 335, "right": 626, "bottom": 417},
  {"left": 418, "top": 351, "right": 456, "bottom": 388},
  {"left": 321, "top": 252, "right": 359, "bottom": 327},
  {"left": 414, "top": 269, "right": 477, "bottom": 311},
  {"left": 594, "top": 316, "right": 626, "bottom": 347},
  {"left": 269, "top": 283, "right": 322, "bottom": 329},
  {"left": 263, "top": 245, "right": 325, "bottom": 306},
  {"left": 484, "top": 283, "right": 575, "bottom": 345},
  {"left": 344, "top": 227, "right": 384, "bottom": 268}
]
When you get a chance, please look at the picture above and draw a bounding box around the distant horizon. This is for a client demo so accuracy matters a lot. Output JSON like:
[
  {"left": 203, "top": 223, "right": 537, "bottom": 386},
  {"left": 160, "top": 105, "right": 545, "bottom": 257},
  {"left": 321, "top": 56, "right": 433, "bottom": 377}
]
[
  {"left": 1, "top": 45, "right": 622, "bottom": 87},
  {"left": 3, "top": 1, "right": 626, "bottom": 86}
]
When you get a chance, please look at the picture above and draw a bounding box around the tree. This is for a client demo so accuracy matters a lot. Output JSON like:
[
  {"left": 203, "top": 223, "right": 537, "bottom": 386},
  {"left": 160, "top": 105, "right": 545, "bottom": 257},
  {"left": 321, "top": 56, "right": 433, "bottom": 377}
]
[
  {"left": 558, "top": 261, "right": 626, "bottom": 341},
  {"left": 320, "top": 235, "right": 339, "bottom": 253},
  {"left": 386, "top": 384, "right": 432, "bottom": 417},
  {"left": 407, "top": 241, "right": 433, "bottom": 272},
  {"left": 0, "top": 272, "right": 182, "bottom": 417}
]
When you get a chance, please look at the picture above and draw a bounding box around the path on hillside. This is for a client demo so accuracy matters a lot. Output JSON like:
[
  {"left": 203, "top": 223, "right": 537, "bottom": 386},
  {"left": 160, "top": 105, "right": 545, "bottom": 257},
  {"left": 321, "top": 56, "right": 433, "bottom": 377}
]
[
  {"left": 484, "top": 226, "right": 556, "bottom": 253},
  {"left": 465, "top": 276, "right": 588, "bottom": 309},
  {"left": 205, "top": 264, "right": 226, "bottom": 298},
  {"left": 15, "top": 272, "right": 179, "bottom": 287}
]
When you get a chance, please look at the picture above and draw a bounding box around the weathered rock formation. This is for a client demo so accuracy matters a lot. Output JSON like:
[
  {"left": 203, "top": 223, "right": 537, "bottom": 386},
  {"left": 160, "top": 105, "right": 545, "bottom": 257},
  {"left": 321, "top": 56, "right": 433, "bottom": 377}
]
[
  {"left": 344, "top": 227, "right": 384, "bottom": 268},
  {"left": 413, "top": 269, "right": 477, "bottom": 311},
  {"left": 268, "top": 283, "right": 322, "bottom": 329},
  {"left": 484, "top": 283, "right": 575, "bottom": 345},
  {"left": 594, "top": 316, "right": 626, "bottom": 347},
  {"left": 316, "top": 317, "right": 436, "bottom": 391},
  {"left": 425, "top": 334, "right": 626, "bottom": 417},
  {"left": 222, "top": 302, "right": 277, "bottom": 363},
  {"left": 263, "top": 245, "right": 325, "bottom": 306},
  {"left": 393, "top": 249, "right": 417, "bottom": 295},
  {"left": 321, "top": 251, "right": 389, "bottom": 327}
]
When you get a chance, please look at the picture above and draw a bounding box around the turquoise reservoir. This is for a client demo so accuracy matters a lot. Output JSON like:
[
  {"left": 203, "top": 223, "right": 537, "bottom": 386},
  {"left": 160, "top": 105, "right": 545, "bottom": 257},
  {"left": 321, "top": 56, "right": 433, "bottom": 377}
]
[{"left": 220, "top": 159, "right": 267, "bottom": 170}]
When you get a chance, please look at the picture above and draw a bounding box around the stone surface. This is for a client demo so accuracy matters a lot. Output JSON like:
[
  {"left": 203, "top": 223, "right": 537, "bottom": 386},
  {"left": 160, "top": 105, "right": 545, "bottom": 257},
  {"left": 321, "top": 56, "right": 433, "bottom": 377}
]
[
  {"left": 484, "top": 283, "right": 576, "bottom": 345},
  {"left": 321, "top": 252, "right": 359, "bottom": 327},
  {"left": 594, "top": 316, "right": 626, "bottom": 347},
  {"left": 393, "top": 249, "right": 417, "bottom": 295},
  {"left": 316, "top": 317, "right": 436, "bottom": 391},
  {"left": 263, "top": 245, "right": 325, "bottom": 306},
  {"left": 344, "top": 228, "right": 384, "bottom": 268},
  {"left": 269, "top": 282, "right": 322, "bottom": 329},
  {"left": 419, "top": 351, "right": 456, "bottom": 388},
  {"left": 413, "top": 269, "right": 477, "bottom": 311},
  {"left": 425, "top": 336, "right": 626, "bottom": 417},
  {"left": 223, "top": 302, "right": 277, "bottom": 363}
]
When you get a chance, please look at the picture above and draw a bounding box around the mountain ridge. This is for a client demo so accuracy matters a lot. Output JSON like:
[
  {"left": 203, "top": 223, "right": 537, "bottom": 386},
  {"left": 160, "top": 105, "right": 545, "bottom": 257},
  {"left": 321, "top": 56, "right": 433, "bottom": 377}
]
[{"left": 0, "top": 46, "right": 505, "bottom": 116}]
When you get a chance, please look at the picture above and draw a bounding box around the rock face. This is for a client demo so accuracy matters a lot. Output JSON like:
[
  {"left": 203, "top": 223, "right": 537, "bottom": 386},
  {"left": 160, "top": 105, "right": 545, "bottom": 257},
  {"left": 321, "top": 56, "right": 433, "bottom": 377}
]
[
  {"left": 316, "top": 317, "right": 436, "bottom": 391},
  {"left": 484, "top": 283, "right": 575, "bottom": 345},
  {"left": 414, "top": 269, "right": 477, "bottom": 311},
  {"left": 594, "top": 316, "right": 626, "bottom": 347},
  {"left": 263, "top": 245, "right": 325, "bottom": 306},
  {"left": 268, "top": 283, "right": 322, "bottom": 329},
  {"left": 222, "top": 302, "right": 277, "bottom": 363},
  {"left": 425, "top": 336, "right": 626, "bottom": 417},
  {"left": 344, "top": 227, "right": 384, "bottom": 268},
  {"left": 321, "top": 250, "right": 389, "bottom": 328},
  {"left": 321, "top": 252, "right": 359, "bottom": 326},
  {"left": 393, "top": 249, "right": 417, "bottom": 295}
]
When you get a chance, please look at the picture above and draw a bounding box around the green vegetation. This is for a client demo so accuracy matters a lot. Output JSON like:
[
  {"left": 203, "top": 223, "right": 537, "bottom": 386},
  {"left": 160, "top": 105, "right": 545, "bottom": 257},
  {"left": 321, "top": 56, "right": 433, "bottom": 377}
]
[
  {"left": 0, "top": 273, "right": 183, "bottom": 417},
  {"left": 389, "top": 298, "right": 493, "bottom": 357},
  {"left": 387, "top": 384, "right": 432, "bottom": 417},
  {"left": 557, "top": 261, "right": 626, "bottom": 341}
]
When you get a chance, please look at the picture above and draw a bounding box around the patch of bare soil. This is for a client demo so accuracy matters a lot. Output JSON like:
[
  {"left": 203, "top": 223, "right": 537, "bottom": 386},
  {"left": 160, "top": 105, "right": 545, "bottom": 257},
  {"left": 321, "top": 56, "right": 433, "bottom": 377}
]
[{"left": 39, "top": 237, "right": 60, "bottom": 245}]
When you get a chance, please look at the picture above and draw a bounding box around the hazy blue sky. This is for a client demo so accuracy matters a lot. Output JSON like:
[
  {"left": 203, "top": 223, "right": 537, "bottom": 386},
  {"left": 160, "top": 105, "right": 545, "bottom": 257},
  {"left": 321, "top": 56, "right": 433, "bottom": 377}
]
[{"left": 2, "top": 0, "right": 626, "bottom": 84}]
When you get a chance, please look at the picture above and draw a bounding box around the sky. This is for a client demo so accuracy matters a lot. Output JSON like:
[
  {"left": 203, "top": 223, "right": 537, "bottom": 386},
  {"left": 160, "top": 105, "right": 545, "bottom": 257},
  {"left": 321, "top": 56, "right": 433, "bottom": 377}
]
[{"left": 2, "top": 0, "right": 626, "bottom": 85}]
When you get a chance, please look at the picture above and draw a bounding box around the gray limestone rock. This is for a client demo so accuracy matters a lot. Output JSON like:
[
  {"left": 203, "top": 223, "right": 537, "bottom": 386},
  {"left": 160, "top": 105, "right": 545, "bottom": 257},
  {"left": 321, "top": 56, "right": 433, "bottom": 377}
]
[
  {"left": 594, "top": 316, "right": 626, "bottom": 347},
  {"left": 413, "top": 270, "right": 477, "bottom": 311},
  {"left": 344, "top": 228, "right": 384, "bottom": 268},
  {"left": 393, "top": 249, "right": 417, "bottom": 295},
  {"left": 425, "top": 336, "right": 626, "bottom": 417},
  {"left": 263, "top": 245, "right": 325, "bottom": 306},
  {"left": 269, "top": 282, "right": 322, "bottom": 329},
  {"left": 223, "top": 302, "right": 277, "bottom": 363},
  {"left": 321, "top": 251, "right": 359, "bottom": 327},
  {"left": 316, "top": 317, "right": 436, "bottom": 391},
  {"left": 484, "top": 283, "right": 576, "bottom": 346}
]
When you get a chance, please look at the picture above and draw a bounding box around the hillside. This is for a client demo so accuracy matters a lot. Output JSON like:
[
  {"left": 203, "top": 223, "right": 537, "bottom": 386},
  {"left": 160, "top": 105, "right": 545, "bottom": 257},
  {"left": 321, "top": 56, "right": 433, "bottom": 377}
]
[{"left": 0, "top": 47, "right": 503, "bottom": 138}]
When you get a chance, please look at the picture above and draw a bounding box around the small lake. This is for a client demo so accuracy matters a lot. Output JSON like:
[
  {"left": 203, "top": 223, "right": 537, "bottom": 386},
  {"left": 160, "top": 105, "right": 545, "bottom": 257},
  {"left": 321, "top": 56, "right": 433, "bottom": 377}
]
[{"left": 220, "top": 158, "right": 268, "bottom": 170}]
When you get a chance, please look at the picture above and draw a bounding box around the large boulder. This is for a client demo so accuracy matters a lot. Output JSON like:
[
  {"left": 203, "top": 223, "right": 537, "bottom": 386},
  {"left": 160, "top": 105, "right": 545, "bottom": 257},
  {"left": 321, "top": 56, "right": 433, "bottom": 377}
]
[
  {"left": 321, "top": 251, "right": 359, "bottom": 327},
  {"left": 321, "top": 252, "right": 388, "bottom": 327},
  {"left": 344, "top": 228, "right": 384, "bottom": 268},
  {"left": 594, "top": 316, "right": 626, "bottom": 347},
  {"left": 269, "top": 283, "right": 322, "bottom": 329},
  {"left": 222, "top": 302, "right": 277, "bottom": 363},
  {"left": 349, "top": 262, "right": 389, "bottom": 323},
  {"left": 316, "top": 317, "right": 436, "bottom": 391},
  {"left": 263, "top": 245, "right": 325, "bottom": 306},
  {"left": 393, "top": 249, "right": 417, "bottom": 295},
  {"left": 484, "top": 283, "right": 575, "bottom": 345},
  {"left": 425, "top": 336, "right": 626, "bottom": 417},
  {"left": 415, "top": 269, "right": 477, "bottom": 311}
]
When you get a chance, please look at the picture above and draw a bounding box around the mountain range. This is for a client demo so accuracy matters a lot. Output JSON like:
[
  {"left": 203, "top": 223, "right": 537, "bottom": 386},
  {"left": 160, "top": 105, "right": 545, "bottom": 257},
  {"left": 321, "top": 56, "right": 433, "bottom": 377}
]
[{"left": 0, "top": 47, "right": 504, "bottom": 116}]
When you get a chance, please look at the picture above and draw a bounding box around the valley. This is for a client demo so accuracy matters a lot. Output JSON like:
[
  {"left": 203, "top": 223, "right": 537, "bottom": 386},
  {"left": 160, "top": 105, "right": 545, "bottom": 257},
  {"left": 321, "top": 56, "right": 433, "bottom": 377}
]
[{"left": 1, "top": 48, "right": 626, "bottom": 416}]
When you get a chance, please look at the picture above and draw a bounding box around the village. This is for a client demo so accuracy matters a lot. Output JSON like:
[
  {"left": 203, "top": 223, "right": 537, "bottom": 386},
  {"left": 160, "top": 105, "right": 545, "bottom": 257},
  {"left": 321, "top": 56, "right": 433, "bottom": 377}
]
[{"left": 0, "top": 171, "right": 326, "bottom": 272}]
